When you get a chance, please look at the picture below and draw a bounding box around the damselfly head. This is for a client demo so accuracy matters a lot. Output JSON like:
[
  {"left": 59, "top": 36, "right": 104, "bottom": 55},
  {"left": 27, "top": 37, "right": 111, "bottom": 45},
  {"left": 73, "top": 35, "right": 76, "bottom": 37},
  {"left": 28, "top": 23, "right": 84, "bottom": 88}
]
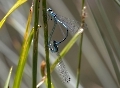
[{"left": 47, "top": 8, "right": 53, "bottom": 12}]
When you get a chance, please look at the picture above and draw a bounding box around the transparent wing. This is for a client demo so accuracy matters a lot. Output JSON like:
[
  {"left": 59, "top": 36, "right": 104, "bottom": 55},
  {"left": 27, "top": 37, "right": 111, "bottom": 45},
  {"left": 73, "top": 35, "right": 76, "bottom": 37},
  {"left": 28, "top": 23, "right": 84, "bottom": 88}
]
[
  {"left": 56, "top": 15, "right": 80, "bottom": 33},
  {"left": 57, "top": 60, "right": 71, "bottom": 83},
  {"left": 47, "top": 8, "right": 87, "bottom": 33}
]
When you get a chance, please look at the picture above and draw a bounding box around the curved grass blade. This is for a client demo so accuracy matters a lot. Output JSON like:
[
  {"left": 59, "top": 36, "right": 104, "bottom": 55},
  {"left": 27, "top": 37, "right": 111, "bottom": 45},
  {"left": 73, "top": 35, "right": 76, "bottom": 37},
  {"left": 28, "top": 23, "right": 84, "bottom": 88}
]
[
  {"left": 36, "top": 61, "right": 54, "bottom": 88},
  {"left": 0, "top": 0, "right": 27, "bottom": 28},
  {"left": 4, "top": 66, "right": 13, "bottom": 88},
  {"left": 50, "top": 28, "right": 84, "bottom": 72},
  {"left": 36, "top": 76, "right": 54, "bottom": 88},
  {"left": 12, "top": 3, "right": 35, "bottom": 87},
  {"left": 36, "top": 76, "right": 46, "bottom": 88}
]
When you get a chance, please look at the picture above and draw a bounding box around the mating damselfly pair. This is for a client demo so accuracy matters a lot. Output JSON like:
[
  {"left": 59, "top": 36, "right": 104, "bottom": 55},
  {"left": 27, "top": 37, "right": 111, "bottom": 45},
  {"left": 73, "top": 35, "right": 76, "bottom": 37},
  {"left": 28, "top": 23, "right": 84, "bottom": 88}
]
[{"left": 47, "top": 8, "right": 85, "bottom": 83}]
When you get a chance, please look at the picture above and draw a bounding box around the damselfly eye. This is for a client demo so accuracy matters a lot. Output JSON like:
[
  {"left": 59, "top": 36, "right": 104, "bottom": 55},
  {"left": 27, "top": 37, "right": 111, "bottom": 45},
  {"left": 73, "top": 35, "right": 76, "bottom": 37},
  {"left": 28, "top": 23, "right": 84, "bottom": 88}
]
[{"left": 47, "top": 8, "right": 52, "bottom": 12}]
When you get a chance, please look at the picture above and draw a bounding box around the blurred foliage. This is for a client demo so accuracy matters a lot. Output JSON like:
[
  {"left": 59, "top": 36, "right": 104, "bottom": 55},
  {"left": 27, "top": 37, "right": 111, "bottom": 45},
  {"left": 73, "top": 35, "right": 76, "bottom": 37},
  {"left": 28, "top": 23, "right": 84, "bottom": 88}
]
[{"left": 0, "top": 0, "right": 27, "bottom": 28}]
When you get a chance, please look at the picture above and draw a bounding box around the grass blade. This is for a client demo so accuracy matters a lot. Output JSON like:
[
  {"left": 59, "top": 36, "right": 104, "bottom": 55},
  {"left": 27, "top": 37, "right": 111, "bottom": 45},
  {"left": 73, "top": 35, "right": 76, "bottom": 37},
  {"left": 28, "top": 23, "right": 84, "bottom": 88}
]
[
  {"left": 0, "top": 0, "right": 27, "bottom": 28},
  {"left": 24, "top": 2, "right": 33, "bottom": 41},
  {"left": 76, "top": 0, "right": 86, "bottom": 88},
  {"left": 4, "top": 66, "right": 13, "bottom": 88},
  {"left": 13, "top": 3, "right": 35, "bottom": 87},
  {"left": 96, "top": 0, "right": 120, "bottom": 85},
  {"left": 88, "top": 1, "right": 120, "bottom": 86},
  {"left": 81, "top": 0, "right": 85, "bottom": 9},
  {"left": 115, "top": 0, "right": 120, "bottom": 6},
  {"left": 97, "top": 0, "right": 120, "bottom": 61},
  {"left": 13, "top": 28, "right": 34, "bottom": 88},
  {"left": 32, "top": 0, "right": 40, "bottom": 88},
  {"left": 76, "top": 33, "right": 83, "bottom": 88},
  {"left": 42, "top": 0, "right": 51, "bottom": 88}
]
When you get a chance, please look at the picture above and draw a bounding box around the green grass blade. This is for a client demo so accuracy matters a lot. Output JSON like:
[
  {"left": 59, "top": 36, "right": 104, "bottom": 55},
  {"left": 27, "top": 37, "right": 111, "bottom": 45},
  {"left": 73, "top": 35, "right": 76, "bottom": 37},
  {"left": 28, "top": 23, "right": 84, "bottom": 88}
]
[
  {"left": 96, "top": 0, "right": 120, "bottom": 84},
  {"left": 42, "top": 0, "right": 51, "bottom": 88},
  {"left": 13, "top": 28, "right": 34, "bottom": 88},
  {"left": 81, "top": 0, "right": 85, "bottom": 9},
  {"left": 97, "top": 0, "right": 120, "bottom": 61},
  {"left": 4, "top": 66, "right": 13, "bottom": 88},
  {"left": 76, "top": 0, "right": 85, "bottom": 88},
  {"left": 0, "top": 0, "right": 27, "bottom": 28},
  {"left": 13, "top": 3, "right": 34, "bottom": 87},
  {"left": 115, "top": 0, "right": 120, "bottom": 6},
  {"left": 24, "top": 3, "right": 33, "bottom": 41},
  {"left": 32, "top": 0, "right": 40, "bottom": 88},
  {"left": 76, "top": 33, "right": 83, "bottom": 88},
  {"left": 50, "top": 29, "right": 84, "bottom": 72},
  {"left": 88, "top": 1, "right": 120, "bottom": 86}
]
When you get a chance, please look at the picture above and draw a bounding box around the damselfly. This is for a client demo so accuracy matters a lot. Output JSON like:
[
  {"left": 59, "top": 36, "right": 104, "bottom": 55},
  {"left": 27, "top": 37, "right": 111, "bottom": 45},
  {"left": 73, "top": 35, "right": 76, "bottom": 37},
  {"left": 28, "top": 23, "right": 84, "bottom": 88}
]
[
  {"left": 47, "top": 8, "right": 86, "bottom": 52},
  {"left": 47, "top": 8, "right": 73, "bottom": 83}
]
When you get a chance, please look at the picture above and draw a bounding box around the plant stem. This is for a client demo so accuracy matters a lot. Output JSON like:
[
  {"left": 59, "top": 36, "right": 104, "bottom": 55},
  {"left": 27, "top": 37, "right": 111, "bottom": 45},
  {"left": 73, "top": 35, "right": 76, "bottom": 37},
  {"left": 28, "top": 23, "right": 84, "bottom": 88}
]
[
  {"left": 81, "top": 0, "right": 85, "bottom": 10},
  {"left": 32, "top": 0, "right": 40, "bottom": 88},
  {"left": 42, "top": 0, "right": 51, "bottom": 88},
  {"left": 76, "top": 0, "right": 85, "bottom": 88},
  {"left": 76, "top": 33, "right": 83, "bottom": 88}
]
